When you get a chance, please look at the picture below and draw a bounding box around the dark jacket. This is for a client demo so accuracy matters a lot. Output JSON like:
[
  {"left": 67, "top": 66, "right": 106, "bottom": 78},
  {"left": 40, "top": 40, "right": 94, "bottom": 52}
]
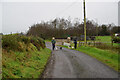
[
  {"left": 51, "top": 40, "right": 56, "bottom": 45},
  {"left": 74, "top": 40, "right": 77, "bottom": 44}
]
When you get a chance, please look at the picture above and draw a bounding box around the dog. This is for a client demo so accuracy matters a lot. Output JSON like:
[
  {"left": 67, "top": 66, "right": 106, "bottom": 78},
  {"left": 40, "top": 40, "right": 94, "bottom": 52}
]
[{"left": 60, "top": 47, "right": 62, "bottom": 50}]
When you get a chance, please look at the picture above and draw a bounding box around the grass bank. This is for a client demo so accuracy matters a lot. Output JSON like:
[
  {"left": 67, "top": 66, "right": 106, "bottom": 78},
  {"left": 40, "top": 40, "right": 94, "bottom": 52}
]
[
  {"left": 61, "top": 45, "right": 119, "bottom": 72},
  {"left": 2, "top": 34, "right": 51, "bottom": 78},
  {"left": 0, "top": 35, "right": 1, "bottom": 79},
  {"left": 3, "top": 48, "right": 51, "bottom": 78}
]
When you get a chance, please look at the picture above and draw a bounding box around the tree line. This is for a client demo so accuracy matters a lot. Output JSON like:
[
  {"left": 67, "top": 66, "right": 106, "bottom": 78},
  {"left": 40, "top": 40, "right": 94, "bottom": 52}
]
[{"left": 27, "top": 18, "right": 120, "bottom": 40}]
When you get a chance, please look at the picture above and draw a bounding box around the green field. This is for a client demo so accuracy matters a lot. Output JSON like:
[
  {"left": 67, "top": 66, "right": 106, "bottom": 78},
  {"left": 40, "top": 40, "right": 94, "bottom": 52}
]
[
  {"left": 96, "top": 36, "right": 120, "bottom": 46},
  {"left": 96, "top": 36, "right": 112, "bottom": 43}
]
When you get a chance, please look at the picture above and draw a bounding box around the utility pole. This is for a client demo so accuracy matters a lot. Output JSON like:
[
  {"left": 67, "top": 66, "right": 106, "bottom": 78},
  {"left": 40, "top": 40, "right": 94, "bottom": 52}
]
[
  {"left": 83, "top": 0, "right": 87, "bottom": 46},
  {"left": 95, "top": 18, "right": 98, "bottom": 37}
]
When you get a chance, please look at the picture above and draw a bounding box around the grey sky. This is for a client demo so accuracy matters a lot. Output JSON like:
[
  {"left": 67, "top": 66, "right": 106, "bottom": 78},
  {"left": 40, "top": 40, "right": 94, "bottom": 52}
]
[
  {"left": 118, "top": 1, "right": 120, "bottom": 26},
  {"left": 0, "top": 2, "right": 2, "bottom": 33},
  {"left": 0, "top": 0, "right": 119, "bottom": 34}
]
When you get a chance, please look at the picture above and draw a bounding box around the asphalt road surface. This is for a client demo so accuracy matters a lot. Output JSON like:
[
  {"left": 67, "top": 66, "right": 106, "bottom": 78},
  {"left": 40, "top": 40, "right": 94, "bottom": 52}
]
[{"left": 43, "top": 42, "right": 118, "bottom": 78}]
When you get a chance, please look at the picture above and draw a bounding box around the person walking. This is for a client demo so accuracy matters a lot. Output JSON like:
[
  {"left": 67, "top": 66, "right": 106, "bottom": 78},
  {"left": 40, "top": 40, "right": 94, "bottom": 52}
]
[
  {"left": 74, "top": 39, "right": 77, "bottom": 49},
  {"left": 51, "top": 37, "right": 56, "bottom": 50}
]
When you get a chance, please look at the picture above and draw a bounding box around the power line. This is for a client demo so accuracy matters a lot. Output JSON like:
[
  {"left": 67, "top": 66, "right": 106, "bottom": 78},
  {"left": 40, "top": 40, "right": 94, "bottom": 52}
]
[{"left": 54, "top": 0, "right": 80, "bottom": 18}]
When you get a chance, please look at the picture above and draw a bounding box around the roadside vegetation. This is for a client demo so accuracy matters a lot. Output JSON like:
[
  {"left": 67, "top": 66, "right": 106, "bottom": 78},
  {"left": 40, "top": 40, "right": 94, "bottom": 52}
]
[
  {"left": 2, "top": 34, "right": 51, "bottom": 78},
  {"left": 0, "top": 35, "right": 2, "bottom": 79}
]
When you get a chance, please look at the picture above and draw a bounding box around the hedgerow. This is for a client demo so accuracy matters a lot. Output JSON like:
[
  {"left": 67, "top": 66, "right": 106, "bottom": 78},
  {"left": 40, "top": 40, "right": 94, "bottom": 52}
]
[{"left": 2, "top": 34, "right": 45, "bottom": 52}]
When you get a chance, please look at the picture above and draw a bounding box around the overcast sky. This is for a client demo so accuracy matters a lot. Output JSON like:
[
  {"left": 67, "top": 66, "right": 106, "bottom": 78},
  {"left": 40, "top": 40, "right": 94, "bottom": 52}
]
[{"left": 0, "top": 0, "right": 119, "bottom": 34}]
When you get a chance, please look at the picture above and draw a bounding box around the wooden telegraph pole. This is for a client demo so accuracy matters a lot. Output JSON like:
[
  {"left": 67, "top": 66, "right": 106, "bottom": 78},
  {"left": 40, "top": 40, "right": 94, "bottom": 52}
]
[{"left": 83, "top": 0, "right": 87, "bottom": 46}]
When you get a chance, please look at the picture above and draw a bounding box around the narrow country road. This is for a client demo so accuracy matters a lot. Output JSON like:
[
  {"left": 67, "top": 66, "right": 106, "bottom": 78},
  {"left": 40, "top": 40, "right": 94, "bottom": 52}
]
[{"left": 43, "top": 42, "right": 118, "bottom": 78}]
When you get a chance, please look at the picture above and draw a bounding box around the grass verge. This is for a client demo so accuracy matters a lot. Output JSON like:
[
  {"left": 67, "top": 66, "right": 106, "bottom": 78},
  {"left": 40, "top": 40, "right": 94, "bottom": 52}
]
[
  {"left": 2, "top": 48, "right": 51, "bottom": 78},
  {"left": 45, "top": 40, "right": 51, "bottom": 42}
]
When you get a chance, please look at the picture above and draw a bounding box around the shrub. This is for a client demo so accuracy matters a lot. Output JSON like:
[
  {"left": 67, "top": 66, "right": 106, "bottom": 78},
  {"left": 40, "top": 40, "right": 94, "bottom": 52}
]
[
  {"left": 2, "top": 35, "right": 45, "bottom": 52},
  {"left": 18, "top": 36, "right": 31, "bottom": 44},
  {"left": 2, "top": 35, "right": 20, "bottom": 51},
  {"left": 37, "top": 37, "right": 46, "bottom": 49},
  {"left": 112, "top": 37, "right": 120, "bottom": 43},
  {"left": 30, "top": 37, "right": 41, "bottom": 50},
  {"left": 18, "top": 42, "right": 26, "bottom": 52}
]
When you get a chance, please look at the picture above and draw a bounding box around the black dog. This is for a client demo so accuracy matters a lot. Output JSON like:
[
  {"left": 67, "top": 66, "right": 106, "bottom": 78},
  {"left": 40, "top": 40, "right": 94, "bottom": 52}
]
[{"left": 60, "top": 47, "right": 62, "bottom": 50}]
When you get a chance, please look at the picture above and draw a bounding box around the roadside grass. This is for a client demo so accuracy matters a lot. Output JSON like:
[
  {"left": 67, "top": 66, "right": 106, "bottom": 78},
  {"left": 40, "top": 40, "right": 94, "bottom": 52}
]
[
  {"left": 45, "top": 40, "right": 51, "bottom": 42},
  {"left": 60, "top": 45, "right": 119, "bottom": 72},
  {"left": 0, "top": 35, "right": 2, "bottom": 79},
  {"left": 2, "top": 48, "right": 51, "bottom": 78}
]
